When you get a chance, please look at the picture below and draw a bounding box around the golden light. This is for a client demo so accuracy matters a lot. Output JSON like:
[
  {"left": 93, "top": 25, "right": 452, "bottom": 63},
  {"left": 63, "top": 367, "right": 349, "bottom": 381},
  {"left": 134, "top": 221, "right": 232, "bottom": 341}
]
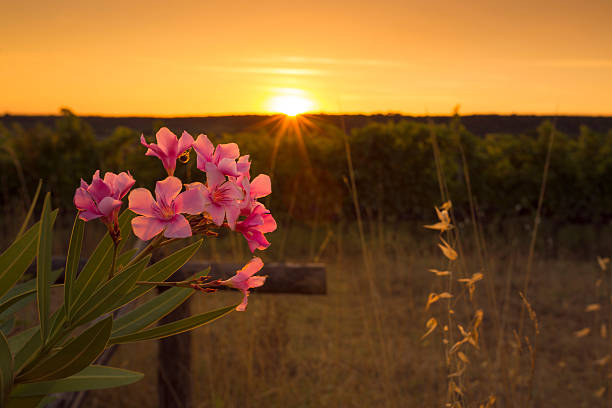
[{"left": 266, "top": 89, "right": 315, "bottom": 116}]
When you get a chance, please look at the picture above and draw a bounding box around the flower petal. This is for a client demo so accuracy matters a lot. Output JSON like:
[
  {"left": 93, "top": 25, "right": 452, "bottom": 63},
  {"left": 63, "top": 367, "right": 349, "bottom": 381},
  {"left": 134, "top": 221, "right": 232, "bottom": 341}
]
[
  {"left": 237, "top": 257, "right": 264, "bottom": 279},
  {"left": 192, "top": 134, "right": 214, "bottom": 170},
  {"left": 131, "top": 216, "right": 166, "bottom": 241},
  {"left": 261, "top": 212, "right": 277, "bottom": 233},
  {"left": 155, "top": 176, "right": 182, "bottom": 207},
  {"left": 205, "top": 162, "right": 225, "bottom": 190},
  {"left": 206, "top": 203, "right": 225, "bottom": 226},
  {"left": 174, "top": 189, "right": 205, "bottom": 215},
  {"left": 79, "top": 211, "right": 102, "bottom": 221},
  {"left": 221, "top": 179, "right": 244, "bottom": 201},
  {"left": 163, "top": 214, "right": 192, "bottom": 238},
  {"left": 217, "top": 157, "right": 241, "bottom": 177},
  {"left": 178, "top": 131, "right": 194, "bottom": 154},
  {"left": 88, "top": 178, "right": 112, "bottom": 204},
  {"left": 128, "top": 188, "right": 157, "bottom": 217},
  {"left": 237, "top": 155, "right": 251, "bottom": 178},
  {"left": 112, "top": 172, "right": 136, "bottom": 199},
  {"left": 235, "top": 291, "right": 249, "bottom": 311},
  {"left": 155, "top": 127, "right": 178, "bottom": 156},
  {"left": 97, "top": 196, "right": 123, "bottom": 218},
  {"left": 214, "top": 143, "right": 239, "bottom": 162},
  {"left": 141, "top": 134, "right": 163, "bottom": 158},
  {"left": 248, "top": 233, "right": 269, "bottom": 252},
  {"left": 74, "top": 188, "right": 97, "bottom": 213},
  {"left": 247, "top": 275, "right": 266, "bottom": 288},
  {"left": 225, "top": 204, "right": 240, "bottom": 230},
  {"left": 185, "top": 182, "right": 211, "bottom": 206},
  {"left": 250, "top": 174, "right": 271, "bottom": 199}
]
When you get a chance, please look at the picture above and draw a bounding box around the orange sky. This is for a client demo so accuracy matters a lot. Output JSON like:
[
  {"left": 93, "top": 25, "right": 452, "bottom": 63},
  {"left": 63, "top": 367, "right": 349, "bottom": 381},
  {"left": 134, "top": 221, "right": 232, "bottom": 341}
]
[{"left": 1, "top": 0, "right": 611, "bottom": 115}]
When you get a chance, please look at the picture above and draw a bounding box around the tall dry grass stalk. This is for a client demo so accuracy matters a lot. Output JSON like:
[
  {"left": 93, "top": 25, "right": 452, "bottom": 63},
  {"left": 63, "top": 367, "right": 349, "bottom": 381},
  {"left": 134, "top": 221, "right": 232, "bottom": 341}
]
[
  {"left": 340, "top": 115, "right": 398, "bottom": 405},
  {"left": 519, "top": 121, "right": 556, "bottom": 336}
]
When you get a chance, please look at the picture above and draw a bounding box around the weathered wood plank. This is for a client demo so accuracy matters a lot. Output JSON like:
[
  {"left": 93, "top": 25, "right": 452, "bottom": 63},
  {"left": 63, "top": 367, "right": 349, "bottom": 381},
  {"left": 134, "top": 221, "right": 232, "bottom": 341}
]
[
  {"left": 191, "top": 262, "right": 327, "bottom": 295},
  {"left": 33, "top": 257, "right": 327, "bottom": 295}
]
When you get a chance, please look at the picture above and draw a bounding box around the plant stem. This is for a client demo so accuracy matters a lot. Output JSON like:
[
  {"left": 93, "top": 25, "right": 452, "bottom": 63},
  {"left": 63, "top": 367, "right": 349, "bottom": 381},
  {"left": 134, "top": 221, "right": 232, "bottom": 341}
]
[
  {"left": 135, "top": 281, "right": 186, "bottom": 287},
  {"left": 127, "top": 234, "right": 165, "bottom": 267},
  {"left": 157, "top": 238, "right": 179, "bottom": 249},
  {"left": 109, "top": 242, "right": 118, "bottom": 280}
]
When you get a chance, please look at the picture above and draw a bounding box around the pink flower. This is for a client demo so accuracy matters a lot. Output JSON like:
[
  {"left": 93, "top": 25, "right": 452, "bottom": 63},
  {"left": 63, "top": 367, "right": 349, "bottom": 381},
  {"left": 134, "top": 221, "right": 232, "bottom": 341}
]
[
  {"left": 140, "top": 127, "right": 194, "bottom": 176},
  {"left": 192, "top": 134, "right": 241, "bottom": 176},
  {"left": 128, "top": 176, "right": 205, "bottom": 241},
  {"left": 74, "top": 170, "right": 135, "bottom": 230},
  {"left": 239, "top": 174, "right": 272, "bottom": 213},
  {"left": 185, "top": 162, "right": 243, "bottom": 229},
  {"left": 220, "top": 257, "right": 266, "bottom": 311},
  {"left": 236, "top": 204, "right": 277, "bottom": 252}
]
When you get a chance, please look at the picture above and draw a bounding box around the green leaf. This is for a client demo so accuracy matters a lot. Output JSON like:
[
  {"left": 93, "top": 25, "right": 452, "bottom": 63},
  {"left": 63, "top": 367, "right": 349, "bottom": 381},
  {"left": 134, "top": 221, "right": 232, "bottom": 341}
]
[
  {"left": 15, "top": 179, "right": 42, "bottom": 239},
  {"left": 0, "top": 268, "right": 63, "bottom": 315},
  {"left": 0, "top": 209, "right": 58, "bottom": 300},
  {"left": 0, "top": 317, "right": 15, "bottom": 337},
  {"left": 71, "top": 257, "right": 150, "bottom": 327},
  {"left": 17, "top": 316, "right": 112, "bottom": 383},
  {"left": 0, "top": 331, "right": 13, "bottom": 406},
  {"left": 36, "top": 193, "right": 52, "bottom": 343},
  {"left": 120, "top": 239, "right": 202, "bottom": 305},
  {"left": 10, "top": 365, "right": 143, "bottom": 397},
  {"left": 0, "top": 295, "right": 34, "bottom": 324},
  {"left": 12, "top": 330, "right": 41, "bottom": 374},
  {"left": 109, "top": 304, "right": 236, "bottom": 345},
  {"left": 116, "top": 248, "right": 138, "bottom": 271},
  {"left": 7, "top": 327, "right": 37, "bottom": 360},
  {"left": 64, "top": 215, "right": 84, "bottom": 320},
  {"left": 0, "top": 275, "right": 63, "bottom": 321},
  {"left": 72, "top": 210, "right": 135, "bottom": 311},
  {"left": 112, "top": 286, "right": 194, "bottom": 338},
  {"left": 11, "top": 300, "right": 66, "bottom": 376}
]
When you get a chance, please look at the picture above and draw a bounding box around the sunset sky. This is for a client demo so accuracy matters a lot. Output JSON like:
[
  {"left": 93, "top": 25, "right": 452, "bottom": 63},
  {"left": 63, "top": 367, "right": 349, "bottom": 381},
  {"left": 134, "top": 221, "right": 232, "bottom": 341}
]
[{"left": 1, "top": 0, "right": 611, "bottom": 116}]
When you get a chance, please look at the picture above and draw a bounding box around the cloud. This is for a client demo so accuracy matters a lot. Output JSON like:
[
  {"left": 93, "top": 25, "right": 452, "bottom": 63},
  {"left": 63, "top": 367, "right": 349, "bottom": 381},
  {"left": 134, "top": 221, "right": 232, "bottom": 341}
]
[
  {"left": 242, "top": 56, "right": 407, "bottom": 68},
  {"left": 528, "top": 59, "right": 612, "bottom": 68},
  {"left": 197, "top": 65, "right": 327, "bottom": 76}
]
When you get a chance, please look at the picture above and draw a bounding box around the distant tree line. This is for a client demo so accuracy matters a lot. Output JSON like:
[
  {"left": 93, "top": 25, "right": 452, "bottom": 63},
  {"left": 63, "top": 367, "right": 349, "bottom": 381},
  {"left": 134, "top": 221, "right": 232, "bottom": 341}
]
[{"left": 1, "top": 110, "right": 611, "bottom": 232}]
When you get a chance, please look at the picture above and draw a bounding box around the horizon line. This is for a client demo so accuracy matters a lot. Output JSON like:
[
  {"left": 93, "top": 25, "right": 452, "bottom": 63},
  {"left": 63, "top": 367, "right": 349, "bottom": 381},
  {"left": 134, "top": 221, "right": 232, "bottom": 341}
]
[{"left": 4, "top": 110, "right": 612, "bottom": 118}]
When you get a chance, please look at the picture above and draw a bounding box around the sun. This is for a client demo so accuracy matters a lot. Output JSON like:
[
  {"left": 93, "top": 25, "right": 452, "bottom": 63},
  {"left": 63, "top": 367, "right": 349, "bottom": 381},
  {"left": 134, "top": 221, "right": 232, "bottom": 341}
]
[{"left": 267, "top": 91, "right": 315, "bottom": 116}]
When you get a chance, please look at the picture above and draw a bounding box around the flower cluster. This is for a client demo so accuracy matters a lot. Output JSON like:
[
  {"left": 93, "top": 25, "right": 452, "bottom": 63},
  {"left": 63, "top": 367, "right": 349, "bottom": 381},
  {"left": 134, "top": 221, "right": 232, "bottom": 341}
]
[
  {"left": 73, "top": 127, "right": 275, "bottom": 310},
  {"left": 73, "top": 170, "right": 135, "bottom": 244}
]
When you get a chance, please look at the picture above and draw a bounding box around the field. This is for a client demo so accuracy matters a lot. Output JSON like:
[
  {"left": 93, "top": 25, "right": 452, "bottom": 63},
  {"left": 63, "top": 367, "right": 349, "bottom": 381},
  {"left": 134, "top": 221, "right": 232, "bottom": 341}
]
[
  {"left": 2, "top": 113, "right": 612, "bottom": 407},
  {"left": 74, "top": 221, "right": 611, "bottom": 408}
]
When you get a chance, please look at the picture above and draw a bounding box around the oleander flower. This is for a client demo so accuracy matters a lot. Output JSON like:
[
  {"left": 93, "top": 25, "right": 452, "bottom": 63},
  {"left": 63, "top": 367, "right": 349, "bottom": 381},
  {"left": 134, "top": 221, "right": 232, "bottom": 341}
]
[
  {"left": 74, "top": 170, "right": 135, "bottom": 239},
  {"left": 220, "top": 257, "right": 266, "bottom": 311},
  {"left": 140, "top": 127, "right": 194, "bottom": 176},
  {"left": 128, "top": 176, "right": 204, "bottom": 241},
  {"left": 192, "top": 133, "right": 241, "bottom": 176},
  {"left": 185, "top": 162, "right": 243, "bottom": 229},
  {"left": 236, "top": 203, "right": 277, "bottom": 252}
]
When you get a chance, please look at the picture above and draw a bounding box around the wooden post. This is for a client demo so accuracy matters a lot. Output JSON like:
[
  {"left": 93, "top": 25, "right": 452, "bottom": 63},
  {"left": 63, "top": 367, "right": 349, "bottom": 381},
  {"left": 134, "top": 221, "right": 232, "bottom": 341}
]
[{"left": 156, "top": 265, "right": 193, "bottom": 408}]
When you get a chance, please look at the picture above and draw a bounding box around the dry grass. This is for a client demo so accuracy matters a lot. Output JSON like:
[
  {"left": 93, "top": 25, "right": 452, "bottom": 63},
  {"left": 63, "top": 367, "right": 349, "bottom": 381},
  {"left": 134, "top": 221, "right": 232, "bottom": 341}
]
[{"left": 82, "top": 232, "right": 611, "bottom": 407}]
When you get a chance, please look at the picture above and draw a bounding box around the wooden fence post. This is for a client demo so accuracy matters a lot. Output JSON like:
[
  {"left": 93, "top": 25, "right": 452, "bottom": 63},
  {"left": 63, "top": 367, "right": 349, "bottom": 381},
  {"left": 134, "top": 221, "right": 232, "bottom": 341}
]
[{"left": 157, "top": 268, "right": 193, "bottom": 408}]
